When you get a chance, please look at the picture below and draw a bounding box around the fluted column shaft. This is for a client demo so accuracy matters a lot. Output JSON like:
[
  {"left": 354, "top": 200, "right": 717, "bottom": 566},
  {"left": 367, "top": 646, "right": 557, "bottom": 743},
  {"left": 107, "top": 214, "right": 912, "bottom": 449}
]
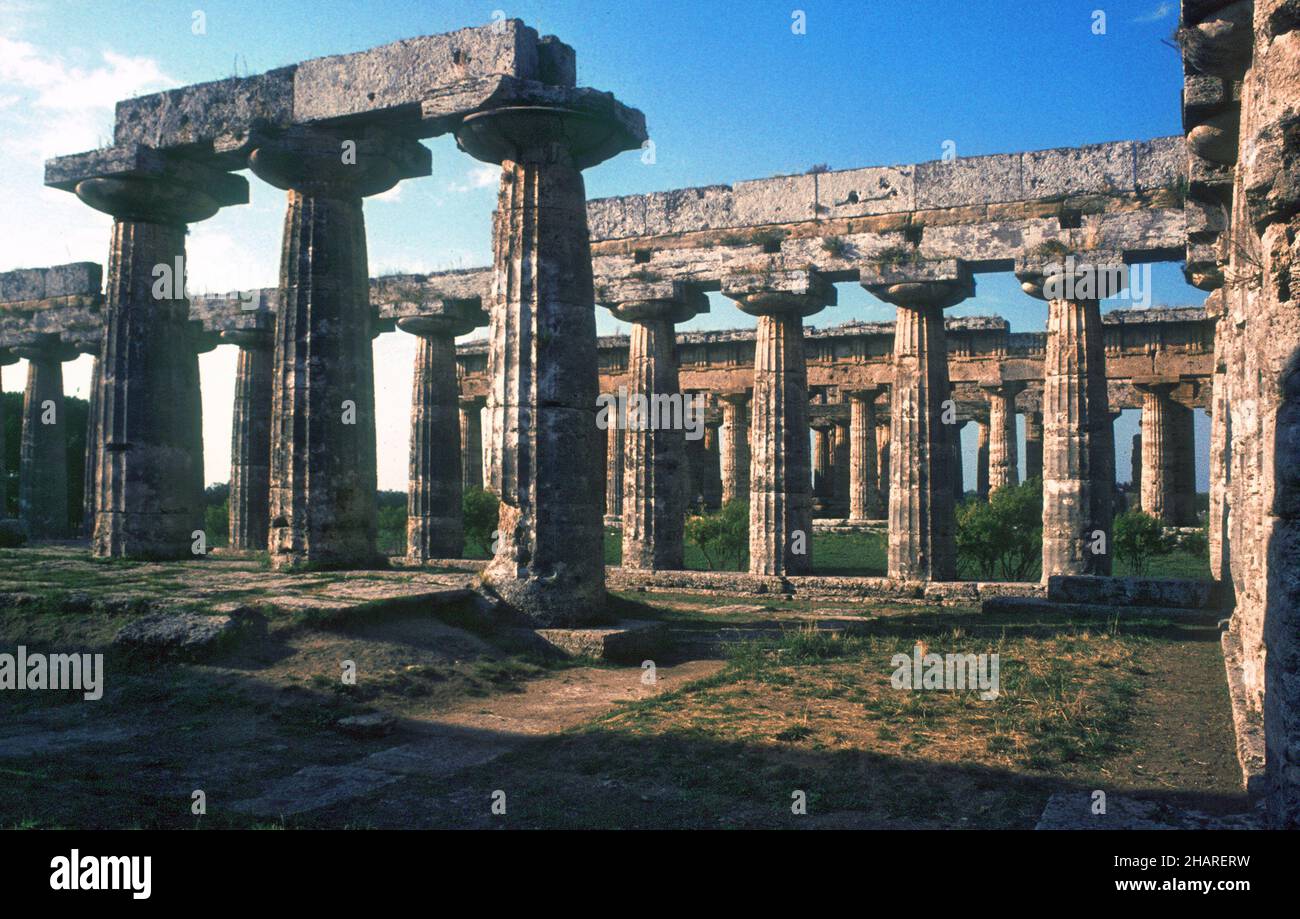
[
  {"left": 718, "top": 394, "right": 750, "bottom": 506},
  {"left": 1041, "top": 296, "right": 1113, "bottom": 577},
  {"left": 831, "top": 420, "right": 850, "bottom": 517},
  {"left": 1024, "top": 411, "right": 1044, "bottom": 481},
  {"left": 986, "top": 383, "right": 1022, "bottom": 493},
  {"left": 702, "top": 422, "right": 722, "bottom": 509},
  {"left": 1139, "top": 386, "right": 1178, "bottom": 524},
  {"left": 407, "top": 332, "right": 463, "bottom": 560},
  {"left": 19, "top": 354, "right": 67, "bottom": 538},
  {"left": 478, "top": 143, "right": 605, "bottom": 624},
  {"left": 749, "top": 313, "right": 813, "bottom": 575},
  {"left": 81, "top": 357, "right": 100, "bottom": 538},
  {"left": 888, "top": 302, "right": 956, "bottom": 579},
  {"left": 811, "top": 421, "right": 834, "bottom": 511},
  {"left": 228, "top": 340, "right": 272, "bottom": 550},
  {"left": 952, "top": 425, "right": 966, "bottom": 502},
  {"left": 975, "top": 419, "right": 990, "bottom": 500},
  {"left": 621, "top": 317, "right": 686, "bottom": 570},
  {"left": 460, "top": 399, "right": 484, "bottom": 491},
  {"left": 847, "top": 392, "right": 881, "bottom": 521},
  {"left": 877, "top": 419, "right": 891, "bottom": 510},
  {"left": 605, "top": 416, "right": 624, "bottom": 522}
]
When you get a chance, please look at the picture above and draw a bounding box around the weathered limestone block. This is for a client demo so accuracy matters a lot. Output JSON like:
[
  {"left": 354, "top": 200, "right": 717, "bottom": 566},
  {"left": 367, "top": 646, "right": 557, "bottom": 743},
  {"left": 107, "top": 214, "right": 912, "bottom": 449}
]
[
  {"left": 846, "top": 388, "right": 884, "bottom": 522},
  {"left": 250, "top": 125, "right": 430, "bottom": 570},
  {"left": 1018, "top": 256, "right": 1115, "bottom": 579},
  {"left": 223, "top": 330, "right": 272, "bottom": 551},
  {"left": 724, "top": 269, "right": 835, "bottom": 576},
  {"left": 984, "top": 381, "right": 1025, "bottom": 493},
  {"left": 602, "top": 284, "right": 706, "bottom": 570},
  {"left": 47, "top": 153, "right": 247, "bottom": 559},
  {"left": 459, "top": 395, "right": 486, "bottom": 491},
  {"left": 456, "top": 96, "right": 645, "bottom": 624},
  {"left": 401, "top": 309, "right": 484, "bottom": 562},
  {"left": 16, "top": 341, "right": 75, "bottom": 538},
  {"left": 718, "top": 391, "right": 751, "bottom": 506},
  {"left": 862, "top": 259, "right": 973, "bottom": 580}
]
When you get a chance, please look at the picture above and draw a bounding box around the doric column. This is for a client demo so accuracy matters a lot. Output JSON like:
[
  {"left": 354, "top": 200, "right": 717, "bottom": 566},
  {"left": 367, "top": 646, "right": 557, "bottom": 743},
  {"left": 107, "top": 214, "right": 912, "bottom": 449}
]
[
  {"left": 951, "top": 423, "right": 966, "bottom": 502},
  {"left": 983, "top": 381, "right": 1025, "bottom": 493},
  {"left": 702, "top": 419, "right": 723, "bottom": 509},
  {"left": 456, "top": 98, "right": 645, "bottom": 624},
  {"left": 16, "top": 341, "right": 76, "bottom": 538},
  {"left": 1170, "top": 399, "right": 1197, "bottom": 526},
  {"left": 600, "top": 281, "right": 706, "bottom": 571},
  {"left": 1024, "top": 410, "right": 1044, "bottom": 481},
  {"left": 862, "top": 260, "right": 973, "bottom": 581},
  {"left": 459, "top": 396, "right": 486, "bottom": 492},
  {"left": 400, "top": 307, "right": 484, "bottom": 562},
  {"left": 831, "top": 418, "right": 850, "bottom": 517},
  {"left": 811, "top": 418, "right": 836, "bottom": 516},
  {"left": 0, "top": 353, "right": 14, "bottom": 519},
  {"left": 877, "top": 414, "right": 891, "bottom": 510},
  {"left": 1131, "top": 432, "right": 1143, "bottom": 501},
  {"left": 80, "top": 354, "right": 100, "bottom": 539},
  {"left": 1135, "top": 379, "right": 1179, "bottom": 525},
  {"left": 724, "top": 269, "right": 835, "bottom": 576},
  {"left": 51, "top": 150, "right": 247, "bottom": 558},
  {"left": 1017, "top": 255, "right": 1115, "bottom": 579},
  {"left": 975, "top": 416, "right": 991, "bottom": 501},
  {"left": 250, "top": 125, "right": 430, "bottom": 570},
  {"left": 846, "top": 388, "right": 883, "bottom": 521},
  {"left": 718, "top": 391, "right": 751, "bottom": 506},
  {"left": 222, "top": 330, "right": 273, "bottom": 551},
  {"left": 604, "top": 416, "right": 624, "bottom": 524}
]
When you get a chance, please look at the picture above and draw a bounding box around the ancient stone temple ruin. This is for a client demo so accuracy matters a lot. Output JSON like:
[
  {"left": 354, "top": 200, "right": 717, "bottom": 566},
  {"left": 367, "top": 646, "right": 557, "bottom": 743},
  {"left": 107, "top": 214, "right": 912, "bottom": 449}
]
[{"left": 0, "top": 2, "right": 1295, "bottom": 827}]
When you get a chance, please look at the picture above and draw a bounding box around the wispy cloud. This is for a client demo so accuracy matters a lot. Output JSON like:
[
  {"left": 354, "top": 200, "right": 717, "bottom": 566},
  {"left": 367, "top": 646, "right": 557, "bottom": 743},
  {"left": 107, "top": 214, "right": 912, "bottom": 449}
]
[
  {"left": 446, "top": 163, "right": 500, "bottom": 193},
  {"left": 1133, "top": 2, "right": 1177, "bottom": 23}
]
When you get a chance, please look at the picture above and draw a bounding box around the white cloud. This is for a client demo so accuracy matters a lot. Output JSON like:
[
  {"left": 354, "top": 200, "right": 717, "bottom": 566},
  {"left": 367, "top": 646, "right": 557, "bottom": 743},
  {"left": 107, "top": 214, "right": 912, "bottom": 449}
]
[
  {"left": 447, "top": 163, "right": 500, "bottom": 193},
  {"left": 1133, "top": 3, "right": 1176, "bottom": 23}
]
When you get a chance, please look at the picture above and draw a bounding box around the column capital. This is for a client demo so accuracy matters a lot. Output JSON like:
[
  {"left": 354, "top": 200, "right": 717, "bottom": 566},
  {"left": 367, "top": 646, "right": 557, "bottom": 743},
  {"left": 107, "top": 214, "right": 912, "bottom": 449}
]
[
  {"left": 598, "top": 279, "right": 708, "bottom": 324},
  {"left": 844, "top": 384, "right": 887, "bottom": 402},
  {"left": 396, "top": 301, "right": 487, "bottom": 339},
  {"left": 717, "top": 389, "right": 751, "bottom": 407},
  {"left": 980, "top": 379, "right": 1027, "bottom": 398},
  {"left": 1132, "top": 375, "right": 1181, "bottom": 395},
  {"left": 809, "top": 416, "right": 837, "bottom": 432},
  {"left": 723, "top": 268, "right": 836, "bottom": 317},
  {"left": 12, "top": 337, "right": 79, "bottom": 363},
  {"left": 220, "top": 328, "right": 274, "bottom": 351},
  {"left": 1015, "top": 248, "right": 1126, "bottom": 301},
  {"left": 250, "top": 124, "right": 431, "bottom": 198},
  {"left": 459, "top": 394, "right": 487, "bottom": 410},
  {"left": 47, "top": 144, "right": 248, "bottom": 224},
  {"left": 859, "top": 258, "right": 973, "bottom": 308},
  {"left": 453, "top": 89, "right": 647, "bottom": 170}
]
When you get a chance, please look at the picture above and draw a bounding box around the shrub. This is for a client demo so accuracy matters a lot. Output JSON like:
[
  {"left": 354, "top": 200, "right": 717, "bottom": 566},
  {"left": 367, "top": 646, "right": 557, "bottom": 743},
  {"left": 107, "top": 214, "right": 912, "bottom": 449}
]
[
  {"left": 955, "top": 478, "right": 1043, "bottom": 581},
  {"left": 463, "top": 487, "right": 500, "bottom": 557},
  {"left": 1113, "top": 509, "right": 1174, "bottom": 576},
  {"left": 686, "top": 500, "right": 749, "bottom": 571}
]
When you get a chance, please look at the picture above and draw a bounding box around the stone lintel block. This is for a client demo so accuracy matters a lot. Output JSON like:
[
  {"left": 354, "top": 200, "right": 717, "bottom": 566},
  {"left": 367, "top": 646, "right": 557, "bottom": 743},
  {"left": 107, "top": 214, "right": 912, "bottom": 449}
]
[
  {"left": 642, "top": 185, "right": 737, "bottom": 237},
  {"left": 588, "top": 194, "right": 648, "bottom": 240},
  {"left": 296, "top": 21, "right": 550, "bottom": 125},
  {"left": 722, "top": 267, "right": 836, "bottom": 315},
  {"left": 113, "top": 67, "right": 296, "bottom": 152},
  {"left": 1022, "top": 141, "right": 1136, "bottom": 200},
  {"left": 371, "top": 269, "right": 491, "bottom": 314},
  {"left": 0, "top": 262, "right": 102, "bottom": 304},
  {"left": 190, "top": 290, "right": 278, "bottom": 336},
  {"left": 915, "top": 152, "right": 1023, "bottom": 209},
  {"left": 732, "top": 173, "right": 816, "bottom": 227},
  {"left": 815, "top": 165, "right": 915, "bottom": 220}
]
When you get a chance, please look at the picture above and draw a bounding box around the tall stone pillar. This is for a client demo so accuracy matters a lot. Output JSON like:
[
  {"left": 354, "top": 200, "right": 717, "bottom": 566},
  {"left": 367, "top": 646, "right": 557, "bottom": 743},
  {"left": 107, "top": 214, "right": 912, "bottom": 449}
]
[
  {"left": 1024, "top": 410, "right": 1044, "bottom": 481},
  {"left": 951, "top": 423, "right": 966, "bottom": 502},
  {"left": 0, "top": 354, "right": 13, "bottom": 518},
  {"left": 250, "top": 126, "right": 430, "bottom": 570},
  {"left": 601, "top": 281, "right": 706, "bottom": 571},
  {"left": 811, "top": 418, "right": 836, "bottom": 516},
  {"left": 718, "top": 391, "right": 751, "bottom": 506},
  {"left": 80, "top": 353, "right": 100, "bottom": 538},
  {"left": 459, "top": 396, "right": 486, "bottom": 492},
  {"left": 862, "top": 260, "right": 973, "bottom": 581},
  {"left": 604, "top": 415, "right": 624, "bottom": 525},
  {"left": 223, "top": 330, "right": 273, "bottom": 551},
  {"left": 846, "top": 388, "right": 883, "bottom": 521},
  {"left": 53, "top": 152, "right": 247, "bottom": 558},
  {"left": 16, "top": 342, "right": 75, "bottom": 538},
  {"left": 1170, "top": 400, "right": 1197, "bottom": 526},
  {"left": 1131, "top": 432, "right": 1143, "bottom": 503},
  {"left": 975, "top": 417, "right": 991, "bottom": 501},
  {"left": 456, "top": 98, "right": 645, "bottom": 624},
  {"left": 1018, "top": 256, "right": 1115, "bottom": 579},
  {"left": 877, "top": 414, "right": 891, "bottom": 510},
  {"left": 1136, "top": 380, "right": 1180, "bottom": 524},
  {"left": 702, "top": 419, "right": 723, "bottom": 509},
  {"left": 724, "top": 269, "right": 835, "bottom": 576},
  {"left": 400, "top": 307, "right": 484, "bottom": 562},
  {"left": 831, "top": 418, "right": 850, "bottom": 518},
  {"left": 984, "top": 381, "right": 1025, "bottom": 494}
]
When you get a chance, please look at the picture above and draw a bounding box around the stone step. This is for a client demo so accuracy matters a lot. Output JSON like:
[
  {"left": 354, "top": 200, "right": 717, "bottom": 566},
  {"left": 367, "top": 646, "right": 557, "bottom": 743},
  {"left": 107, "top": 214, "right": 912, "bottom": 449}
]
[
  {"left": 1045, "top": 574, "right": 1221, "bottom": 609},
  {"left": 982, "top": 595, "right": 1224, "bottom": 624}
]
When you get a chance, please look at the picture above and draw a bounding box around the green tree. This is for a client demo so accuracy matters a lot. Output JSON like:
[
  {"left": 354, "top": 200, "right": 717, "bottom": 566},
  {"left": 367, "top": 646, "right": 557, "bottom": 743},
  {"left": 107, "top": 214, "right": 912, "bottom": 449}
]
[
  {"left": 955, "top": 478, "right": 1043, "bottom": 581},
  {"left": 686, "top": 500, "right": 749, "bottom": 571},
  {"left": 462, "top": 486, "right": 500, "bottom": 558},
  {"left": 1113, "top": 509, "right": 1174, "bottom": 576}
]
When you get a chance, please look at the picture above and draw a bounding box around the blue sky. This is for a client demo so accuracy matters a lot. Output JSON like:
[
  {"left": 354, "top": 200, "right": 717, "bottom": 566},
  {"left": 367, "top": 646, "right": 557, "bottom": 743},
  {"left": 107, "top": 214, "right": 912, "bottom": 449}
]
[{"left": 0, "top": 0, "right": 1206, "bottom": 490}]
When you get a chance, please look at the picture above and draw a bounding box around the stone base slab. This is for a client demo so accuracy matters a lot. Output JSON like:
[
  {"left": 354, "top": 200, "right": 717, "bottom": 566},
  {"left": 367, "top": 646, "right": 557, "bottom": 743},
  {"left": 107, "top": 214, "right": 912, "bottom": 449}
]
[
  {"left": 982, "top": 595, "right": 1222, "bottom": 624},
  {"left": 1045, "top": 574, "right": 1221, "bottom": 610},
  {"left": 530, "top": 619, "right": 667, "bottom": 662}
]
